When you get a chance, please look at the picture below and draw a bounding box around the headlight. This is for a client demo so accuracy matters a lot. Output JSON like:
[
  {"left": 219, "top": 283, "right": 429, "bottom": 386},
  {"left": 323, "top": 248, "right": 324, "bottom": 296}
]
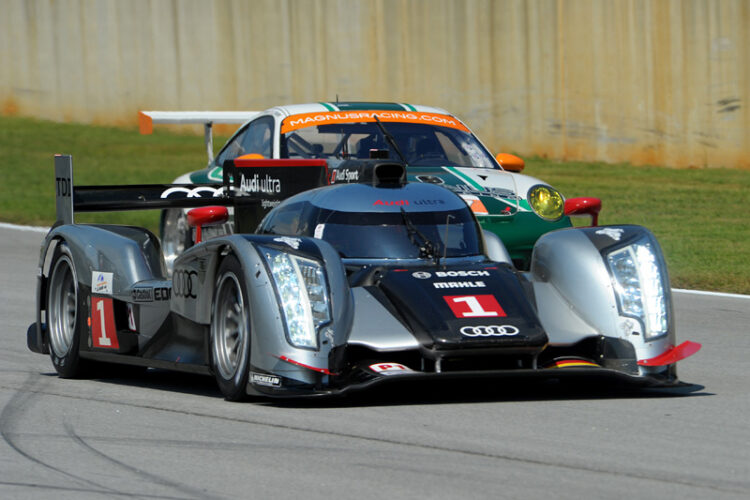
[
  {"left": 261, "top": 247, "right": 331, "bottom": 349},
  {"left": 527, "top": 185, "right": 564, "bottom": 221},
  {"left": 606, "top": 238, "right": 668, "bottom": 340}
]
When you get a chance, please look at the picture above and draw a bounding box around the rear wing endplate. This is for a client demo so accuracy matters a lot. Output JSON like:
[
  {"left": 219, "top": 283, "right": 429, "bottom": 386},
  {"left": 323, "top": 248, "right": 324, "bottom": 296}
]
[{"left": 138, "top": 110, "right": 259, "bottom": 163}]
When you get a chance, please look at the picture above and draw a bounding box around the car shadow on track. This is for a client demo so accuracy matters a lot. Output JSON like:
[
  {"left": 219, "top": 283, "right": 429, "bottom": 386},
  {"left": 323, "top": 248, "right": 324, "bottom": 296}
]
[
  {"left": 263, "top": 376, "right": 710, "bottom": 409},
  {"left": 40, "top": 368, "right": 224, "bottom": 399},
  {"left": 41, "top": 369, "right": 709, "bottom": 408}
]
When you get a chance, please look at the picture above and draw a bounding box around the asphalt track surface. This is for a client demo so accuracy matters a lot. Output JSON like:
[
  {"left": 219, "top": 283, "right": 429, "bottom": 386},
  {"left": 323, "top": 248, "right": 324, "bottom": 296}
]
[{"left": 1, "top": 226, "right": 748, "bottom": 499}]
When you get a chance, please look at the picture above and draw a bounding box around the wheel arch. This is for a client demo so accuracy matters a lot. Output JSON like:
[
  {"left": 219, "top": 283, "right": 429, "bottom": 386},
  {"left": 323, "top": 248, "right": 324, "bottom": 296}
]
[{"left": 34, "top": 225, "right": 165, "bottom": 340}]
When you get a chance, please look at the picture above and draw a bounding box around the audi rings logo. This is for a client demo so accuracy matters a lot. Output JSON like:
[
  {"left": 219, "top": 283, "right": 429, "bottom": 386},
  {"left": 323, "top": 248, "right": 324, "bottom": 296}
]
[
  {"left": 412, "top": 272, "right": 431, "bottom": 279},
  {"left": 160, "top": 186, "right": 227, "bottom": 199},
  {"left": 173, "top": 270, "right": 198, "bottom": 299},
  {"left": 459, "top": 325, "right": 520, "bottom": 337}
]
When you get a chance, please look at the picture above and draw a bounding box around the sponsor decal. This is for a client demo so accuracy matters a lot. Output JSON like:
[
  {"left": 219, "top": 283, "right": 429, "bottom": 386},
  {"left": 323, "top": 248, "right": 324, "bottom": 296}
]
[
  {"left": 330, "top": 168, "right": 360, "bottom": 183},
  {"left": 434, "top": 281, "right": 485, "bottom": 289},
  {"left": 548, "top": 359, "right": 599, "bottom": 368},
  {"left": 412, "top": 199, "right": 446, "bottom": 206},
  {"left": 369, "top": 363, "right": 413, "bottom": 376},
  {"left": 444, "top": 294, "right": 506, "bottom": 318},
  {"left": 435, "top": 270, "right": 490, "bottom": 278},
  {"left": 91, "top": 271, "right": 113, "bottom": 295},
  {"left": 261, "top": 199, "right": 281, "bottom": 209},
  {"left": 131, "top": 287, "right": 154, "bottom": 302},
  {"left": 160, "top": 185, "right": 226, "bottom": 198},
  {"left": 444, "top": 182, "right": 521, "bottom": 216},
  {"left": 91, "top": 297, "right": 119, "bottom": 348},
  {"left": 596, "top": 228, "right": 625, "bottom": 241},
  {"left": 239, "top": 173, "right": 281, "bottom": 194},
  {"left": 373, "top": 199, "right": 408, "bottom": 206},
  {"left": 127, "top": 304, "right": 137, "bottom": 331},
  {"left": 250, "top": 372, "right": 282, "bottom": 387},
  {"left": 281, "top": 111, "right": 470, "bottom": 134},
  {"left": 459, "top": 325, "right": 519, "bottom": 337},
  {"left": 173, "top": 270, "right": 198, "bottom": 299},
  {"left": 273, "top": 236, "right": 302, "bottom": 250},
  {"left": 448, "top": 184, "right": 519, "bottom": 201},
  {"left": 55, "top": 176, "right": 71, "bottom": 197},
  {"left": 132, "top": 287, "right": 170, "bottom": 302},
  {"left": 412, "top": 271, "right": 432, "bottom": 279}
]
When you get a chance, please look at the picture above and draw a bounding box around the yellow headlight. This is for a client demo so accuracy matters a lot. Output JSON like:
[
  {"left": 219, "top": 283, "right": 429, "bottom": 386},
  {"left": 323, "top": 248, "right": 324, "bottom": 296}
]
[{"left": 528, "top": 185, "right": 564, "bottom": 221}]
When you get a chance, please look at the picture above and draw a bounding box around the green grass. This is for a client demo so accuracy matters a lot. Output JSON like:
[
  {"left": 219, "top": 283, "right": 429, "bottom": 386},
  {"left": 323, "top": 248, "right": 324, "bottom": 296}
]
[
  {"left": 1, "top": 115, "right": 748, "bottom": 294},
  {"left": 0, "top": 115, "right": 217, "bottom": 229},
  {"left": 529, "top": 158, "right": 750, "bottom": 294}
]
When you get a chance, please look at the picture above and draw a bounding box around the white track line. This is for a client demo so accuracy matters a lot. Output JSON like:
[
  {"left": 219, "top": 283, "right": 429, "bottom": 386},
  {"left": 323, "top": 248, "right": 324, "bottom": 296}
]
[
  {"left": 0, "top": 222, "right": 50, "bottom": 233},
  {"left": 1, "top": 222, "right": 748, "bottom": 299},
  {"left": 672, "top": 288, "right": 750, "bottom": 300}
]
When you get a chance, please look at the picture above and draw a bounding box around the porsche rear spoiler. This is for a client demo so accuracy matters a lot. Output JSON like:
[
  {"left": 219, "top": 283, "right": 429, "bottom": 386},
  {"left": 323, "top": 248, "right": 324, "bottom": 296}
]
[{"left": 138, "top": 110, "right": 259, "bottom": 163}]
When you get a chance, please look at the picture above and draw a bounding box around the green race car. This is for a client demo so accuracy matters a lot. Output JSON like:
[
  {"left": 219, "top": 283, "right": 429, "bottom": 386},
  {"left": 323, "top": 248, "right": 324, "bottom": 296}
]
[{"left": 141, "top": 102, "right": 600, "bottom": 270}]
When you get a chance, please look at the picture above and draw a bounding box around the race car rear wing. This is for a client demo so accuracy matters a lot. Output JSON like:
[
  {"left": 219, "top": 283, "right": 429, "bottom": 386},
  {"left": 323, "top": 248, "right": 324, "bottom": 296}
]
[
  {"left": 53, "top": 155, "right": 329, "bottom": 233},
  {"left": 138, "top": 110, "right": 259, "bottom": 163},
  {"left": 55, "top": 154, "right": 407, "bottom": 232}
]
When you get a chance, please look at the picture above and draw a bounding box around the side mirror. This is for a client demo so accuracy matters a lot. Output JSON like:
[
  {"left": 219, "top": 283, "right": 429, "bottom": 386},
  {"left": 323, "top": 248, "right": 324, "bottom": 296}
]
[
  {"left": 495, "top": 153, "right": 525, "bottom": 172},
  {"left": 187, "top": 206, "right": 230, "bottom": 243},
  {"left": 564, "top": 197, "right": 602, "bottom": 227}
]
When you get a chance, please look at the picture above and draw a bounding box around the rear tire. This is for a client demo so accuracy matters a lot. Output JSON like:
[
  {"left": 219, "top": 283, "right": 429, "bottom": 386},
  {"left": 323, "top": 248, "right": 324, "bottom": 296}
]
[
  {"left": 210, "top": 255, "right": 252, "bottom": 401},
  {"left": 47, "top": 243, "right": 89, "bottom": 378}
]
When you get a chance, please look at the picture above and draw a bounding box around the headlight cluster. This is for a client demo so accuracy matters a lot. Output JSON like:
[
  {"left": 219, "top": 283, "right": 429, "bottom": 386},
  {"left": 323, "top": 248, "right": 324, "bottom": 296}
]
[
  {"left": 261, "top": 248, "right": 331, "bottom": 349},
  {"left": 528, "top": 185, "right": 564, "bottom": 221},
  {"left": 606, "top": 239, "right": 668, "bottom": 340}
]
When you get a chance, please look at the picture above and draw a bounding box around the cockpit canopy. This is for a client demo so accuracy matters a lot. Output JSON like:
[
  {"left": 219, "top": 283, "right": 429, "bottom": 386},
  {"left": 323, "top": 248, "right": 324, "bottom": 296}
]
[{"left": 259, "top": 183, "right": 484, "bottom": 260}]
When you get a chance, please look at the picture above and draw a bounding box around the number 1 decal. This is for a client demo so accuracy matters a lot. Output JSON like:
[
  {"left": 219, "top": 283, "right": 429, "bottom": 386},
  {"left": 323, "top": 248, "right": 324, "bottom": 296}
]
[
  {"left": 443, "top": 295, "right": 507, "bottom": 318},
  {"left": 91, "top": 297, "right": 119, "bottom": 349}
]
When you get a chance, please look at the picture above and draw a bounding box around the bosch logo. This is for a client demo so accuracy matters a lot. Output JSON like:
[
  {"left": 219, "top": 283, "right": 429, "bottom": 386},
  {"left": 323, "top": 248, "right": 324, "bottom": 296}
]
[
  {"left": 173, "top": 270, "right": 198, "bottom": 299},
  {"left": 459, "top": 325, "right": 519, "bottom": 337},
  {"left": 412, "top": 272, "right": 431, "bottom": 279},
  {"left": 435, "top": 270, "right": 490, "bottom": 278}
]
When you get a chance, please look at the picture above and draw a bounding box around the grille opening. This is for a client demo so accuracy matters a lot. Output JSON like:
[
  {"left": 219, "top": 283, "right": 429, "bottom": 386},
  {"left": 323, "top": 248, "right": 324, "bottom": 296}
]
[
  {"left": 436, "top": 353, "right": 536, "bottom": 373},
  {"left": 333, "top": 344, "right": 536, "bottom": 376}
]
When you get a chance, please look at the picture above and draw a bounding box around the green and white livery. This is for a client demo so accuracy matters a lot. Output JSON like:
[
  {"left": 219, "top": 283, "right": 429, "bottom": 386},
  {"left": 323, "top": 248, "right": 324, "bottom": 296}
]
[{"left": 141, "top": 102, "right": 598, "bottom": 270}]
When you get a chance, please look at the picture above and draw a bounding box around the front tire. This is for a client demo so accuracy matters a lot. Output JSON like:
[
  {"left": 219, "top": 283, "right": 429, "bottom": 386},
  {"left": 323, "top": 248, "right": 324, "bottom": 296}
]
[
  {"left": 210, "top": 255, "right": 252, "bottom": 401},
  {"left": 47, "top": 243, "right": 89, "bottom": 378}
]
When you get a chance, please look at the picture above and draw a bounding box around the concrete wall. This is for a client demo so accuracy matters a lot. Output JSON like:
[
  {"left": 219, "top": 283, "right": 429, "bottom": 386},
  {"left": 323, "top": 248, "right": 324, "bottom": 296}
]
[{"left": 1, "top": 0, "right": 748, "bottom": 168}]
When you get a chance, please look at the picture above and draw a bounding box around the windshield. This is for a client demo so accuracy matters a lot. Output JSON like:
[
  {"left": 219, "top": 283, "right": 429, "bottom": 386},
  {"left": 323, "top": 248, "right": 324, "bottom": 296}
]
[
  {"left": 281, "top": 122, "right": 497, "bottom": 169},
  {"left": 305, "top": 208, "right": 482, "bottom": 259}
]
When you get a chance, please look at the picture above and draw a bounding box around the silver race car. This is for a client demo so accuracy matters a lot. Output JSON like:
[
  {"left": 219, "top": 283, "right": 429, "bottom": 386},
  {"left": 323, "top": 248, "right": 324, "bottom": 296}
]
[{"left": 27, "top": 155, "right": 700, "bottom": 400}]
